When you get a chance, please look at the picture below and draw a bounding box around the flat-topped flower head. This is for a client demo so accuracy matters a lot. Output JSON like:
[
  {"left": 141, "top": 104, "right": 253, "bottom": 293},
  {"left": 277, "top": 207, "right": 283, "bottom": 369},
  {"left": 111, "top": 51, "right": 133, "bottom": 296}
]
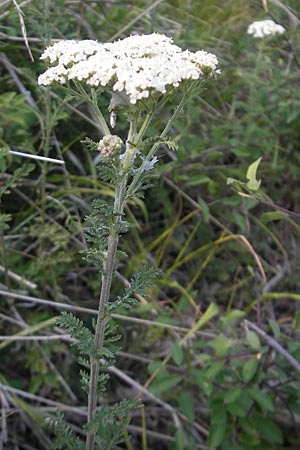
[
  {"left": 247, "top": 20, "right": 286, "bottom": 38},
  {"left": 38, "top": 33, "right": 220, "bottom": 105}
]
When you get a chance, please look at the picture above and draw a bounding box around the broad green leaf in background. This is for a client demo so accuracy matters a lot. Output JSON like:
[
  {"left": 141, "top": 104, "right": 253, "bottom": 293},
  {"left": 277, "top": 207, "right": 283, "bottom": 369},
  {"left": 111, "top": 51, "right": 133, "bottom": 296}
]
[
  {"left": 197, "top": 197, "right": 210, "bottom": 223},
  {"left": 292, "top": 311, "right": 300, "bottom": 332},
  {"left": 183, "top": 303, "right": 219, "bottom": 341},
  {"left": 246, "top": 157, "right": 262, "bottom": 191},
  {"left": 170, "top": 343, "right": 184, "bottom": 365},
  {"left": 268, "top": 319, "right": 280, "bottom": 339},
  {"left": 149, "top": 374, "right": 182, "bottom": 396},
  {"left": 242, "top": 356, "right": 259, "bottom": 383},
  {"left": 261, "top": 211, "right": 287, "bottom": 224},
  {"left": 246, "top": 330, "right": 261, "bottom": 351},
  {"left": 249, "top": 388, "right": 275, "bottom": 412},
  {"left": 179, "top": 391, "right": 195, "bottom": 422},
  {"left": 255, "top": 416, "right": 283, "bottom": 444},
  {"left": 224, "top": 387, "right": 243, "bottom": 404}
]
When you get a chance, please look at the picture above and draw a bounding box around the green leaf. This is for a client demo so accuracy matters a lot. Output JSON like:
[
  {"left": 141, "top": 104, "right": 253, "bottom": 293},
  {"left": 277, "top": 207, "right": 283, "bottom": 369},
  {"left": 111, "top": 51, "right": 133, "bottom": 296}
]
[
  {"left": 188, "top": 174, "right": 211, "bottom": 186},
  {"left": 208, "top": 421, "right": 227, "bottom": 448},
  {"left": 232, "top": 212, "right": 247, "bottom": 233},
  {"left": 249, "top": 388, "right": 274, "bottom": 412},
  {"left": 246, "top": 331, "right": 261, "bottom": 351},
  {"left": 198, "top": 197, "right": 210, "bottom": 223},
  {"left": 224, "top": 387, "right": 242, "bottom": 404},
  {"left": 261, "top": 211, "right": 287, "bottom": 224},
  {"left": 246, "top": 157, "right": 262, "bottom": 191},
  {"left": 209, "top": 334, "right": 233, "bottom": 355},
  {"left": 0, "top": 92, "right": 16, "bottom": 104},
  {"left": 170, "top": 343, "right": 184, "bottom": 366},
  {"left": 222, "top": 309, "right": 245, "bottom": 326},
  {"left": 268, "top": 319, "right": 280, "bottom": 339},
  {"left": 205, "top": 360, "right": 225, "bottom": 378},
  {"left": 175, "top": 428, "right": 185, "bottom": 450},
  {"left": 184, "top": 303, "right": 219, "bottom": 340},
  {"left": 179, "top": 391, "right": 194, "bottom": 422},
  {"left": 227, "top": 390, "right": 252, "bottom": 418},
  {"left": 147, "top": 361, "right": 168, "bottom": 379},
  {"left": 242, "top": 356, "right": 259, "bottom": 382},
  {"left": 292, "top": 311, "right": 300, "bottom": 332},
  {"left": 255, "top": 416, "right": 283, "bottom": 444},
  {"left": 150, "top": 374, "right": 182, "bottom": 396}
]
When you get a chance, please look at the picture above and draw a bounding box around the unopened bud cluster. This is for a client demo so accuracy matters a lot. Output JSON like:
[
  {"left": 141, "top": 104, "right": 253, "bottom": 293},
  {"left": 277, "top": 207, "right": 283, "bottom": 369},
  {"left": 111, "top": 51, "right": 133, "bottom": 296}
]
[{"left": 97, "top": 135, "right": 123, "bottom": 157}]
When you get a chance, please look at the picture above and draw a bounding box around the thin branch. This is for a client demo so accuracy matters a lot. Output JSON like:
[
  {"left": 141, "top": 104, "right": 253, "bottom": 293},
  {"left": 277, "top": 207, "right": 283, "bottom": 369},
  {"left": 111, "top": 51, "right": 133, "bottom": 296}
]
[
  {"left": 0, "top": 334, "right": 73, "bottom": 342},
  {"left": 108, "top": 365, "right": 181, "bottom": 429},
  {"left": 9, "top": 150, "right": 65, "bottom": 165},
  {"left": 0, "top": 383, "right": 86, "bottom": 416},
  {"left": 243, "top": 320, "right": 300, "bottom": 372},
  {"left": 0, "top": 265, "right": 36, "bottom": 289},
  {"left": 0, "top": 289, "right": 215, "bottom": 337}
]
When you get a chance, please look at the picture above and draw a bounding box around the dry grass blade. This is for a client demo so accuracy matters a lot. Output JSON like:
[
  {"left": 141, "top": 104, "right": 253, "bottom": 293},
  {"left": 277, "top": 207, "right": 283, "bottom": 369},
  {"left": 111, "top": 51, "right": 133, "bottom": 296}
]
[
  {"left": 12, "top": 0, "right": 34, "bottom": 61},
  {"left": 108, "top": 0, "right": 165, "bottom": 42}
]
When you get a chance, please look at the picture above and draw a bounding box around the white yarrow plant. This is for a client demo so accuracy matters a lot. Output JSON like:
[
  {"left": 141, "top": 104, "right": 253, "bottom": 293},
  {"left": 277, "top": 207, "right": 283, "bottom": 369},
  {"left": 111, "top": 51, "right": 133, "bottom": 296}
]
[
  {"left": 247, "top": 20, "right": 286, "bottom": 38},
  {"left": 38, "top": 33, "right": 220, "bottom": 450},
  {"left": 38, "top": 33, "right": 219, "bottom": 104}
]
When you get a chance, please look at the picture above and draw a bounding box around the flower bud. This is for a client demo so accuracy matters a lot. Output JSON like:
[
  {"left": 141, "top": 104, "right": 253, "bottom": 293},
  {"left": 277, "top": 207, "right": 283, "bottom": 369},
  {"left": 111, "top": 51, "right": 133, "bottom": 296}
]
[{"left": 97, "top": 135, "right": 123, "bottom": 157}]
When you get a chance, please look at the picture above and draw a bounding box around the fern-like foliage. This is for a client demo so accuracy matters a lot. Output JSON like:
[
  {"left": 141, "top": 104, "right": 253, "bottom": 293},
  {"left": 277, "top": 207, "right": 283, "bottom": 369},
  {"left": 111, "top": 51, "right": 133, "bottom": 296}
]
[
  {"left": 138, "top": 135, "right": 179, "bottom": 152},
  {"left": 81, "top": 137, "right": 98, "bottom": 153},
  {"left": 0, "top": 161, "right": 34, "bottom": 197},
  {"left": 80, "top": 368, "right": 111, "bottom": 395},
  {"left": 0, "top": 213, "right": 12, "bottom": 234},
  {"left": 107, "top": 266, "right": 160, "bottom": 312},
  {"left": 80, "top": 199, "right": 113, "bottom": 270},
  {"left": 82, "top": 137, "right": 122, "bottom": 185},
  {"left": 56, "top": 312, "right": 100, "bottom": 358},
  {"left": 81, "top": 198, "right": 129, "bottom": 271},
  {"left": 97, "top": 157, "right": 120, "bottom": 185},
  {"left": 47, "top": 411, "right": 84, "bottom": 450},
  {"left": 102, "top": 319, "right": 121, "bottom": 353},
  {"left": 86, "top": 398, "right": 141, "bottom": 450}
]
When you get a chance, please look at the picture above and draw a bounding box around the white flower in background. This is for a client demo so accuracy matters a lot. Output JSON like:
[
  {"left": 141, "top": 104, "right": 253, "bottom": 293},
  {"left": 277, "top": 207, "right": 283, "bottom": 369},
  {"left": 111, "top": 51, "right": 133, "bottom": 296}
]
[
  {"left": 38, "top": 33, "right": 220, "bottom": 105},
  {"left": 247, "top": 20, "right": 286, "bottom": 38}
]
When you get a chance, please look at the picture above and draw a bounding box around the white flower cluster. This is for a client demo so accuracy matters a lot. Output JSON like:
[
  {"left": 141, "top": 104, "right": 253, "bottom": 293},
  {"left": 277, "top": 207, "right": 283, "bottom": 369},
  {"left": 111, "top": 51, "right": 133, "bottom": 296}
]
[
  {"left": 38, "top": 33, "right": 219, "bottom": 104},
  {"left": 247, "top": 20, "right": 286, "bottom": 38}
]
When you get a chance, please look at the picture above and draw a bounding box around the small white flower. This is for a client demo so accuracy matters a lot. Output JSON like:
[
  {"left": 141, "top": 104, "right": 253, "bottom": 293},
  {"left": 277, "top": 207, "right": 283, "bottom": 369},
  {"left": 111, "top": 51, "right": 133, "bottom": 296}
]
[
  {"left": 247, "top": 20, "right": 286, "bottom": 38},
  {"left": 38, "top": 33, "right": 220, "bottom": 104},
  {"left": 38, "top": 64, "right": 68, "bottom": 85}
]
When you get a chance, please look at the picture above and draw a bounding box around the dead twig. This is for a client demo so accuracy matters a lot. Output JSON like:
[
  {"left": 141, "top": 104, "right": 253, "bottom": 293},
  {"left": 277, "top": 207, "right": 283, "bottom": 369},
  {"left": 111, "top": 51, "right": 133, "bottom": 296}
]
[{"left": 243, "top": 319, "right": 300, "bottom": 372}]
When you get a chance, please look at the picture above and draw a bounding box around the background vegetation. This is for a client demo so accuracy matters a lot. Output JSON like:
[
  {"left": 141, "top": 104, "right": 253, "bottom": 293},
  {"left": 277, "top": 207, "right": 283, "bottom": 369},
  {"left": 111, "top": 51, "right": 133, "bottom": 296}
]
[{"left": 1, "top": 0, "right": 300, "bottom": 449}]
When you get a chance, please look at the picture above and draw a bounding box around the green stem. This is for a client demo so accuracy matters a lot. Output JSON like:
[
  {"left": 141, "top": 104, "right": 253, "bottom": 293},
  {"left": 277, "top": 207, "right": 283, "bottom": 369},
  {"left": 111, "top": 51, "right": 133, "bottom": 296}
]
[
  {"left": 85, "top": 227, "right": 120, "bottom": 450},
  {"left": 127, "top": 89, "right": 190, "bottom": 197},
  {"left": 134, "top": 109, "right": 154, "bottom": 146},
  {"left": 85, "top": 143, "right": 134, "bottom": 450},
  {"left": 72, "top": 82, "right": 111, "bottom": 136},
  {"left": 91, "top": 88, "right": 111, "bottom": 136},
  {"left": 85, "top": 85, "right": 195, "bottom": 448}
]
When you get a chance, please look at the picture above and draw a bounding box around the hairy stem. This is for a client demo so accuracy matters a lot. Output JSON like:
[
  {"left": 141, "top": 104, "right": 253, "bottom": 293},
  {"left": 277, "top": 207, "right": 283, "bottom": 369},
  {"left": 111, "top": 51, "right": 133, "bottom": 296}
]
[
  {"left": 85, "top": 153, "right": 132, "bottom": 450},
  {"left": 85, "top": 230, "right": 119, "bottom": 450},
  {"left": 127, "top": 89, "right": 191, "bottom": 197}
]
